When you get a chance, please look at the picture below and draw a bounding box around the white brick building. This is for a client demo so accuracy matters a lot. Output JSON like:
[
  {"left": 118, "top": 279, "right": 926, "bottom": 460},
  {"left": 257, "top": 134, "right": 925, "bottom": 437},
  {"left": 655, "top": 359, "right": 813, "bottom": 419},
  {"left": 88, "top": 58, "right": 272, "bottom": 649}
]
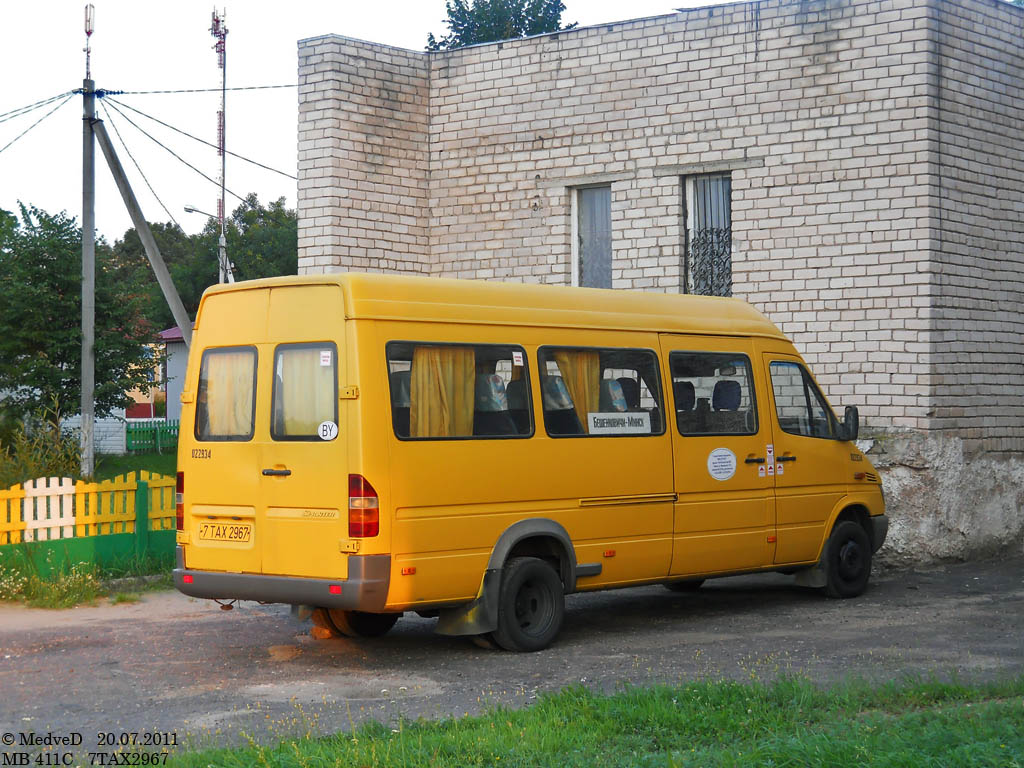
[{"left": 296, "top": 0, "right": 1024, "bottom": 563}]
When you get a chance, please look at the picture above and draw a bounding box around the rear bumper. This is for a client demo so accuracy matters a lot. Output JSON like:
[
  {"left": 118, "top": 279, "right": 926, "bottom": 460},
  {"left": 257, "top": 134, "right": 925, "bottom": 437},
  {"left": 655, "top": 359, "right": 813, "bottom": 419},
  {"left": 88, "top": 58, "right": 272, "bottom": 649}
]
[{"left": 173, "top": 547, "right": 391, "bottom": 611}]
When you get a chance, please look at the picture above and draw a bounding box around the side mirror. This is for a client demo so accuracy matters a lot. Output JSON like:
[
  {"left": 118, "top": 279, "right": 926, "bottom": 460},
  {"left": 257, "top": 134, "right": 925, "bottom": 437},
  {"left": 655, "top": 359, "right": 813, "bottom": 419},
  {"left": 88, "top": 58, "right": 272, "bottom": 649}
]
[{"left": 837, "top": 405, "right": 859, "bottom": 442}]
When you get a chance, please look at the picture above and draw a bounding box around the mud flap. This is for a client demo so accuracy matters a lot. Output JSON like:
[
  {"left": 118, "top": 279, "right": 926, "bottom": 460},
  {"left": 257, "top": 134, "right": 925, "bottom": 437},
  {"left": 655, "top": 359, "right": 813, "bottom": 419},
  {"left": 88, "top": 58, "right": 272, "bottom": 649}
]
[
  {"left": 434, "top": 568, "right": 500, "bottom": 636},
  {"left": 794, "top": 560, "right": 827, "bottom": 588}
]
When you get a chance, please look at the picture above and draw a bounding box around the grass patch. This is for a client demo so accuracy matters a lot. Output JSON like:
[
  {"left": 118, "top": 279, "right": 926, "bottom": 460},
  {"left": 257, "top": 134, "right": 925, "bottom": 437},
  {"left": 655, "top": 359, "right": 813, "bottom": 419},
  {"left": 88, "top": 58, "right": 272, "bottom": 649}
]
[
  {"left": 171, "top": 676, "right": 1024, "bottom": 768},
  {"left": 95, "top": 451, "right": 176, "bottom": 481},
  {"left": 0, "top": 561, "right": 104, "bottom": 608},
  {"left": 109, "top": 592, "right": 142, "bottom": 604},
  {"left": 0, "top": 552, "right": 174, "bottom": 609}
]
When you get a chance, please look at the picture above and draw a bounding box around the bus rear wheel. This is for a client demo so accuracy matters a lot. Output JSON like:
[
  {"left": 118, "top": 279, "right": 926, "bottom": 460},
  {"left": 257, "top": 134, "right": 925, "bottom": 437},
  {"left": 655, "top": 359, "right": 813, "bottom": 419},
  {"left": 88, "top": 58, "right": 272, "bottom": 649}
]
[
  {"left": 492, "top": 556, "right": 564, "bottom": 652},
  {"left": 326, "top": 609, "right": 400, "bottom": 638}
]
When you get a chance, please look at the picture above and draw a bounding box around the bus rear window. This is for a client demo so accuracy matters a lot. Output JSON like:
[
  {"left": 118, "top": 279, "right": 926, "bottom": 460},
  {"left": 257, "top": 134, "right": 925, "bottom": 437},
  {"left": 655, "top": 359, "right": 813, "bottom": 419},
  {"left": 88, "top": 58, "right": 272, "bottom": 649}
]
[
  {"left": 272, "top": 343, "right": 338, "bottom": 441},
  {"left": 195, "top": 347, "right": 257, "bottom": 441}
]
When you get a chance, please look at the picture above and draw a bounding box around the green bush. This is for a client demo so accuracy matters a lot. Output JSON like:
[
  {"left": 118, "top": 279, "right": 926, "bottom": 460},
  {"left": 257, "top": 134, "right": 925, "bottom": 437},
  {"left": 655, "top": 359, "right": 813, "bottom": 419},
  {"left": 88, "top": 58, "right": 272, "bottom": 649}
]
[{"left": 0, "top": 403, "right": 82, "bottom": 488}]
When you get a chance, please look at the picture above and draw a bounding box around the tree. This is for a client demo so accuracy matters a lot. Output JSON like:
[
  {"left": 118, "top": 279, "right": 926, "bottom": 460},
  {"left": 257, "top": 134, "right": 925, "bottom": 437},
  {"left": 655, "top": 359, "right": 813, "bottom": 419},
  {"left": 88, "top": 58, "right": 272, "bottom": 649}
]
[
  {"left": 0, "top": 205, "right": 155, "bottom": 422},
  {"left": 427, "top": 0, "right": 575, "bottom": 51},
  {"left": 110, "top": 194, "right": 298, "bottom": 331}
]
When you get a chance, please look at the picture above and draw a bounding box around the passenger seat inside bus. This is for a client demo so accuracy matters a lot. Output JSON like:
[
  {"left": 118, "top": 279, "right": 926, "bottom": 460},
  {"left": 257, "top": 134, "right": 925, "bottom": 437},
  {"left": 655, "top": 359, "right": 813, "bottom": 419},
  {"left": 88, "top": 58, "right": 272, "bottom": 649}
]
[
  {"left": 599, "top": 379, "right": 628, "bottom": 412},
  {"left": 674, "top": 380, "right": 700, "bottom": 433},
  {"left": 541, "top": 376, "right": 584, "bottom": 435},
  {"left": 616, "top": 377, "right": 640, "bottom": 409},
  {"left": 390, "top": 371, "right": 411, "bottom": 437},
  {"left": 710, "top": 379, "right": 745, "bottom": 433},
  {"left": 473, "top": 374, "right": 518, "bottom": 436},
  {"left": 505, "top": 379, "right": 531, "bottom": 435}
]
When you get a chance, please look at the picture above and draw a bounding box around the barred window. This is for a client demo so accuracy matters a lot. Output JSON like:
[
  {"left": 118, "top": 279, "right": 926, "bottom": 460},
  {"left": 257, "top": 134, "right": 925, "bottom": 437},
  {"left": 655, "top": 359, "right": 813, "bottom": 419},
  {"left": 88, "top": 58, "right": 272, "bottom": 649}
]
[{"left": 685, "top": 173, "right": 731, "bottom": 297}]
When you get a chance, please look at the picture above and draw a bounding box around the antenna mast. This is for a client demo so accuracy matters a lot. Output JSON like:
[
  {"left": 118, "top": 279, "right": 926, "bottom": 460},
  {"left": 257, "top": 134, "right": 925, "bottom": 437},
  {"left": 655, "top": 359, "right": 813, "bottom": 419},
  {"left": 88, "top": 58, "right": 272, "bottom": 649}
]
[{"left": 211, "top": 8, "right": 233, "bottom": 283}]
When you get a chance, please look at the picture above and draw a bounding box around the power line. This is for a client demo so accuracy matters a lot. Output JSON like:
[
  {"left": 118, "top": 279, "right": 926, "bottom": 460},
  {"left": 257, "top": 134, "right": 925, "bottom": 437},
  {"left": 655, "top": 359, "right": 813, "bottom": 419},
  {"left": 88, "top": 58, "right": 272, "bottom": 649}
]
[
  {"left": 106, "top": 96, "right": 296, "bottom": 180},
  {"left": 112, "top": 83, "right": 297, "bottom": 95},
  {"left": 101, "top": 98, "right": 249, "bottom": 207},
  {"left": 98, "top": 100, "right": 182, "bottom": 230},
  {"left": 0, "top": 94, "right": 75, "bottom": 157},
  {"left": 0, "top": 91, "right": 75, "bottom": 125}
]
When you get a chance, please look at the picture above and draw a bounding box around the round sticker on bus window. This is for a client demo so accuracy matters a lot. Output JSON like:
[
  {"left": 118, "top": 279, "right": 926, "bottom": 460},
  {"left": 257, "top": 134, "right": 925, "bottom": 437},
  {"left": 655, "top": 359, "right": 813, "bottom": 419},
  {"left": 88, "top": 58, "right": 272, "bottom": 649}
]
[
  {"left": 318, "top": 421, "right": 338, "bottom": 441},
  {"left": 707, "top": 447, "right": 737, "bottom": 481}
]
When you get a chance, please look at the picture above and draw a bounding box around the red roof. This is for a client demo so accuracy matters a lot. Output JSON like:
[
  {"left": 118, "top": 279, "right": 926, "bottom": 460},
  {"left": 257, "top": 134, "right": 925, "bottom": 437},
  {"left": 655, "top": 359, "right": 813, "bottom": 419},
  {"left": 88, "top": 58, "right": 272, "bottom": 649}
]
[{"left": 158, "top": 325, "right": 192, "bottom": 342}]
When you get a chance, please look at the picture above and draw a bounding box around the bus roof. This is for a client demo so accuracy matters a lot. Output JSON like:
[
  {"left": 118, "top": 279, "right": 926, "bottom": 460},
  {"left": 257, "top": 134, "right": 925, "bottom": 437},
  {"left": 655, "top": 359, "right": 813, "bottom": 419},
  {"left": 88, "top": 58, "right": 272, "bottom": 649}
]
[{"left": 199, "top": 272, "right": 785, "bottom": 340}]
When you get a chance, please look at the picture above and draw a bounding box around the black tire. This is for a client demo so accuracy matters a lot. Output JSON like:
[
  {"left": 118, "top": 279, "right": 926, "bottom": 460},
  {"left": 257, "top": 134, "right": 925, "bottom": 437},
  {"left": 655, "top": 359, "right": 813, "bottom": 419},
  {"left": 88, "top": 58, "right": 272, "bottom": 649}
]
[
  {"left": 491, "top": 557, "right": 564, "bottom": 652},
  {"left": 326, "top": 609, "right": 400, "bottom": 638},
  {"left": 824, "top": 520, "right": 872, "bottom": 599},
  {"left": 664, "top": 579, "right": 705, "bottom": 593}
]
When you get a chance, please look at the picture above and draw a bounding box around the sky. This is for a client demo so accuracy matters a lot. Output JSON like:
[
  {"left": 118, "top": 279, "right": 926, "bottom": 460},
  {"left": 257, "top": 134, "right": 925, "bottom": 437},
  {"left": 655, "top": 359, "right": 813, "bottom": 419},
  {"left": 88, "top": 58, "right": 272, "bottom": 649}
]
[{"left": 0, "top": 1, "right": 738, "bottom": 244}]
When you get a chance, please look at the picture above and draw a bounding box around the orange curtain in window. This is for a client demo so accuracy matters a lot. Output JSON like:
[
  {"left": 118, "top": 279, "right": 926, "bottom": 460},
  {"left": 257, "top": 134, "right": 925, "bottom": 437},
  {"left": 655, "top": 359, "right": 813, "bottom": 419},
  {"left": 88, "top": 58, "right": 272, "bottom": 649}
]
[
  {"left": 554, "top": 350, "right": 600, "bottom": 433},
  {"left": 279, "top": 347, "right": 335, "bottom": 435},
  {"left": 203, "top": 350, "right": 255, "bottom": 436},
  {"left": 410, "top": 346, "right": 475, "bottom": 437}
]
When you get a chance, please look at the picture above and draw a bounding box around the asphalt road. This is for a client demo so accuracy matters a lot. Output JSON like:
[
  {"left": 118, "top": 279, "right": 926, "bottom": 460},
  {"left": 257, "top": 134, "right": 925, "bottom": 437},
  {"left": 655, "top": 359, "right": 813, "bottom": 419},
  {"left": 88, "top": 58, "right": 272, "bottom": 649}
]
[{"left": 0, "top": 554, "right": 1021, "bottom": 757}]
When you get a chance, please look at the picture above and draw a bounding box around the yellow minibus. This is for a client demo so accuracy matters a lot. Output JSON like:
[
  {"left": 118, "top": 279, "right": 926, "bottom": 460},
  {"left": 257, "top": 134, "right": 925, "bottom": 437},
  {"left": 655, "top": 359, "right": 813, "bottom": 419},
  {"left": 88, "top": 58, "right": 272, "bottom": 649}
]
[{"left": 173, "top": 273, "right": 887, "bottom": 651}]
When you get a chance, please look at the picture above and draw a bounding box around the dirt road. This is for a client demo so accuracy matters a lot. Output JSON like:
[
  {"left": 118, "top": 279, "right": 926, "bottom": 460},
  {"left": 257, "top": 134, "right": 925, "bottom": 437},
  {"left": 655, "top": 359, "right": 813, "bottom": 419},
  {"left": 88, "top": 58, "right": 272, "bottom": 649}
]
[{"left": 0, "top": 555, "right": 1021, "bottom": 756}]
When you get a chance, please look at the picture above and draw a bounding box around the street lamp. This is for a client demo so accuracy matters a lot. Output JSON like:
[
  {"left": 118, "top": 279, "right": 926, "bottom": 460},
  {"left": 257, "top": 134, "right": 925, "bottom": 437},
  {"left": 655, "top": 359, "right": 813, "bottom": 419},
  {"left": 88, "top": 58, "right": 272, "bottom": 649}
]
[{"left": 184, "top": 204, "right": 234, "bottom": 284}]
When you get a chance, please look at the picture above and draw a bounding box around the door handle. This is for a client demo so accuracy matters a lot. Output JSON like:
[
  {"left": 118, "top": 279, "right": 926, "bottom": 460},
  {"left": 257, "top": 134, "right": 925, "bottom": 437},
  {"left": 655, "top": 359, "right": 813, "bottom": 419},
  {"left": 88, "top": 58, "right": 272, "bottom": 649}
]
[
  {"left": 778, "top": 455, "right": 797, "bottom": 462},
  {"left": 744, "top": 457, "right": 765, "bottom": 464},
  {"left": 262, "top": 468, "right": 292, "bottom": 477}
]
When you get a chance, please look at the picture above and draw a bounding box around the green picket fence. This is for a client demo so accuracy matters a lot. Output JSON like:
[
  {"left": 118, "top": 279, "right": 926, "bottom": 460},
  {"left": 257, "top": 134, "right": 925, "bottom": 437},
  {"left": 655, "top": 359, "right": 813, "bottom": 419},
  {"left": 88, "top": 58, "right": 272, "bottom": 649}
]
[{"left": 126, "top": 420, "right": 179, "bottom": 454}]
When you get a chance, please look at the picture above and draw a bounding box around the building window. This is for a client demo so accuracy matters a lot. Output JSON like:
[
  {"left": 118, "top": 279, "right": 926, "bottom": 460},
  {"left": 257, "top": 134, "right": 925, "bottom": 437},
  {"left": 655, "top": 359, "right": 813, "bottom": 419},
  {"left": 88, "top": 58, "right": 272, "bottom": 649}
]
[
  {"left": 685, "top": 174, "right": 732, "bottom": 296},
  {"left": 576, "top": 185, "right": 612, "bottom": 288}
]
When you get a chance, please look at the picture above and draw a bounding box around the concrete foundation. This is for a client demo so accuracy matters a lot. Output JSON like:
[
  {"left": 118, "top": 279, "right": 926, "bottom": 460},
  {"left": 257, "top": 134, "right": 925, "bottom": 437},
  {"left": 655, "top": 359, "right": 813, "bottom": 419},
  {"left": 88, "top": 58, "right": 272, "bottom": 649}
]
[{"left": 864, "top": 430, "right": 1024, "bottom": 567}]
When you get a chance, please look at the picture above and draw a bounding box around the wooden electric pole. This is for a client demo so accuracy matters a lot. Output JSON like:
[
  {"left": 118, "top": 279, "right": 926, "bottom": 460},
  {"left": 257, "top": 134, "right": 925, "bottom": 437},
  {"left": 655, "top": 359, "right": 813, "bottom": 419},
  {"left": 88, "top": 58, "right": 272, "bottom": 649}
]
[{"left": 80, "top": 4, "right": 96, "bottom": 477}]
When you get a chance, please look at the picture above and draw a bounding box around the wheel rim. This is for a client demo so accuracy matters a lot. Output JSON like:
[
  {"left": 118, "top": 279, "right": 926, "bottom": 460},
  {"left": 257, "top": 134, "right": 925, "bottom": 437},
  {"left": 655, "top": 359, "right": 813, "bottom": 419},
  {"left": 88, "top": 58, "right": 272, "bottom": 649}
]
[
  {"left": 514, "top": 579, "right": 553, "bottom": 637},
  {"left": 837, "top": 538, "right": 864, "bottom": 582}
]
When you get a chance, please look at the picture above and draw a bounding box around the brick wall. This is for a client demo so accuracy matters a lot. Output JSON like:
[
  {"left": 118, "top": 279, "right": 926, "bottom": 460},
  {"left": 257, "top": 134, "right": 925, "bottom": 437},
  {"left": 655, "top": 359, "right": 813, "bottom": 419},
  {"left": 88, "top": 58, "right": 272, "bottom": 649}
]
[
  {"left": 296, "top": 0, "right": 1024, "bottom": 437},
  {"left": 927, "top": 0, "right": 1024, "bottom": 452},
  {"left": 298, "top": 36, "right": 430, "bottom": 274}
]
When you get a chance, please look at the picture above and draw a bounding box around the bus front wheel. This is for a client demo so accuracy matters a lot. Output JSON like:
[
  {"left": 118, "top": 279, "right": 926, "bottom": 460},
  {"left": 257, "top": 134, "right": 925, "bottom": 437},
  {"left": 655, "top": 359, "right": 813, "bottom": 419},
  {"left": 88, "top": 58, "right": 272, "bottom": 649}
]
[{"left": 824, "top": 520, "right": 872, "bottom": 599}]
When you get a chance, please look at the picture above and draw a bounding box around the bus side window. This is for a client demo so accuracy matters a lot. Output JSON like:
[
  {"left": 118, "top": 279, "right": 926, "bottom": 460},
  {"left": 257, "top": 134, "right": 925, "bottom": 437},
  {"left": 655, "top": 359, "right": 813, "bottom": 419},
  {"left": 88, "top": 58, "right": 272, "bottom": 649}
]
[
  {"left": 670, "top": 352, "right": 758, "bottom": 436},
  {"left": 386, "top": 342, "right": 533, "bottom": 440},
  {"left": 538, "top": 347, "right": 664, "bottom": 437}
]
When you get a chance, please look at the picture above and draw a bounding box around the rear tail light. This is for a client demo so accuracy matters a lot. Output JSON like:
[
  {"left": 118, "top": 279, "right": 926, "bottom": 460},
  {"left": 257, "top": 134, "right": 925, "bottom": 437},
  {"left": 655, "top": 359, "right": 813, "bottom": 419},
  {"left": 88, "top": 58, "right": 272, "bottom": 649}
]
[
  {"left": 176, "top": 471, "right": 185, "bottom": 531},
  {"left": 348, "top": 474, "right": 379, "bottom": 538}
]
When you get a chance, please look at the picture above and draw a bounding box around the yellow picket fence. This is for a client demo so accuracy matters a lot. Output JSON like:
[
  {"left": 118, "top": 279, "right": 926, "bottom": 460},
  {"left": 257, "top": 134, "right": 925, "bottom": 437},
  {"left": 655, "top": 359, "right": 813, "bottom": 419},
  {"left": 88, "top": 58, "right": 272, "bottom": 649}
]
[{"left": 0, "top": 471, "right": 175, "bottom": 545}]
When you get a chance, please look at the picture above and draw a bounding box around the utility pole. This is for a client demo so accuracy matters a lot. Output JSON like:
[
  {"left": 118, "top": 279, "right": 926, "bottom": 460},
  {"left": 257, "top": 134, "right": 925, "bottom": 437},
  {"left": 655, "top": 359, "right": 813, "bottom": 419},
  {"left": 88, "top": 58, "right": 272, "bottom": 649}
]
[
  {"left": 77, "top": 3, "right": 193, "bottom": 480},
  {"left": 81, "top": 3, "right": 96, "bottom": 477}
]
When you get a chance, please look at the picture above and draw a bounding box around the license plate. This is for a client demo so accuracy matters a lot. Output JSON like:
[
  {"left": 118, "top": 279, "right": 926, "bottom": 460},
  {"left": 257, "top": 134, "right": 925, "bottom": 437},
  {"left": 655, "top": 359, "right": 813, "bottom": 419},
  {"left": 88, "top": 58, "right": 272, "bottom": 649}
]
[{"left": 198, "top": 521, "right": 253, "bottom": 543}]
